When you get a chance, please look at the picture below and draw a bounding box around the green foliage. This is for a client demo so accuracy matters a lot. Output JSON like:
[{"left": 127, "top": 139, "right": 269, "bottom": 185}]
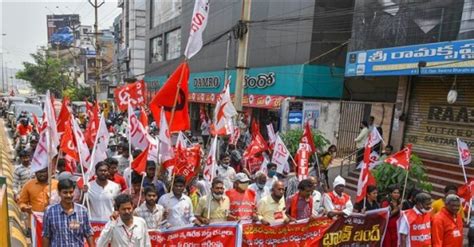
[
  {"left": 16, "top": 49, "right": 73, "bottom": 97},
  {"left": 280, "top": 128, "right": 330, "bottom": 155},
  {"left": 372, "top": 153, "right": 432, "bottom": 197},
  {"left": 63, "top": 86, "right": 92, "bottom": 101}
]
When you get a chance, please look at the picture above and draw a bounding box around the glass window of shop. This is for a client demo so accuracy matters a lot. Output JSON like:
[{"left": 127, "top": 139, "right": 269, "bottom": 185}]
[
  {"left": 151, "top": 0, "right": 182, "bottom": 27},
  {"left": 150, "top": 35, "right": 164, "bottom": 63},
  {"left": 165, "top": 28, "right": 181, "bottom": 60}
]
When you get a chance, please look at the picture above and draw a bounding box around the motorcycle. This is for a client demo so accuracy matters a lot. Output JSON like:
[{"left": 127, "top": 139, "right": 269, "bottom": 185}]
[{"left": 14, "top": 134, "right": 30, "bottom": 161}]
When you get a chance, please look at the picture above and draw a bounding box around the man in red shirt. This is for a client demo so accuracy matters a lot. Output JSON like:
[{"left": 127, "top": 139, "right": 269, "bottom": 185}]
[
  {"left": 16, "top": 118, "right": 32, "bottom": 137},
  {"left": 432, "top": 194, "right": 463, "bottom": 247},
  {"left": 105, "top": 157, "right": 127, "bottom": 191},
  {"left": 225, "top": 173, "right": 258, "bottom": 221}
]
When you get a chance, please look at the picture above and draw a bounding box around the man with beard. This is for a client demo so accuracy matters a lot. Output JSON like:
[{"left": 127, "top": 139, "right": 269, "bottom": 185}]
[
  {"left": 13, "top": 150, "right": 33, "bottom": 195},
  {"left": 134, "top": 186, "right": 166, "bottom": 229},
  {"left": 195, "top": 178, "right": 230, "bottom": 224},
  {"left": 19, "top": 167, "right": 59, "bottom": 213},
  {"left": 257, "top": 181, "right": 289, "bottom": 225},
  {"left": 97, "top": 194, "right": 150, "bottom": 247},
  {"left": 82, "top": 161, "right": 121, "bottom": 220},
  {"left": 398, "top": 192, "right": 433, "bottom": 247},
  {"left": 42, "top": 179, "right": 94, "bottom": 247},
  {"left": 158, "top": 175, "right": 201, "bottom": 227},
  {"left": 216, "top": 153, "right": 236, "bottom": 190}
]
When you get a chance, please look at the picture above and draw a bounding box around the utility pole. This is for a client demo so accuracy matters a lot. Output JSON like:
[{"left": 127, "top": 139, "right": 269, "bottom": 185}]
[
  {"left": 234, "top": 0, "right": 252, "bottom": 111},
  {"left": 1, "top": 52, "right": 4, "bottom": 93},
  {"left": 88, "top": 0, "right": 105, "bottom": 102}
]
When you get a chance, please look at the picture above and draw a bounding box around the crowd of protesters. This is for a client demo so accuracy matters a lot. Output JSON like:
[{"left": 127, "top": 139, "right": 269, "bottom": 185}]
[{"left": 10, "top": 107, "right": 469, "bottom": 247}]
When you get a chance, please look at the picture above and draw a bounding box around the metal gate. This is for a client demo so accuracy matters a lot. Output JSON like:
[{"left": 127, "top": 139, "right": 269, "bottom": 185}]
[{"left": 336, "top": 101, "right": 395, "bottom": 158}]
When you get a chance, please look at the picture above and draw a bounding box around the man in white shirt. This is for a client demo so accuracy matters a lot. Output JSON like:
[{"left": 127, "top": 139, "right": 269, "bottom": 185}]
[
  {"left": 83, "top": 161, "right": 121, "bottom": 220},
  {"left": 308, "top": 176, "right": 324, "bottom": 217},
  {"left": 158, "top": 175, "right": 201, "bottom": 228},
  {"left": 216, "top": 153, "right": 236, "bottom": 190},
  {"left": 249, "top": 171, "right": 270, "bottom": 202},
  {"left": 97, "top": 194, "right": 151, "bottom": 247}
]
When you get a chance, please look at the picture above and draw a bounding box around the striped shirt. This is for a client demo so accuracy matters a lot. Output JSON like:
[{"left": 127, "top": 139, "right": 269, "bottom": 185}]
[
  {"left": 42, "top": 203, "right": 93, "bottom": 247},
  {"left": 134, "top": 202, "right": 165, "bottom": 229},
  {"left": 13, "top": 164, "right": 33, "bottom": 194}
]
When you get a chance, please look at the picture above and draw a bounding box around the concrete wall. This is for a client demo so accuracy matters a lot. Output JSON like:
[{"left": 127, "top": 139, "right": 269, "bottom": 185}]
[{"left": 317, "top": 100, "right": 341, "bottom": 148}]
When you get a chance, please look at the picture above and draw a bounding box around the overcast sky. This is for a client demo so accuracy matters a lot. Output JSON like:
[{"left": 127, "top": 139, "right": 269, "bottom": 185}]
[{"left": 1, "top": 0, "right": 121, "bottom": 69}]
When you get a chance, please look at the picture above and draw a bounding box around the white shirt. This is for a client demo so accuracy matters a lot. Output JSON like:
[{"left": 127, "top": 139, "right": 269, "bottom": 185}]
[
  {"left": 322, "top": 191, "right": 353, "bottom": 216},
  {"left": 249, "top": 183, "right": 270, "bottom": 203},
  {"left": 158, "top": 193, "right": 196, "bottom": 228},
  {"left": 216, "top": 165, "right": 236, "bottom": 190},
  {"left": 123, "top": 167, "right": 132, "bottom": 189},
  {"left": 311, "top": 190, "right": 324, "bottom": 217},
  {"left": 97, "top": 216, "right": 151, "bottom": 247},
  {"left": 87, "top": 180, "right": 121, "bottom": 220}
]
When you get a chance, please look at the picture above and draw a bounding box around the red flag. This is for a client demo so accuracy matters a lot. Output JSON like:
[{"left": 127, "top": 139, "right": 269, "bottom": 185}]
[
  {"left": 132, "top": 145, "right": 150, "bottom": 174},
  {"left": 295, "top": 144, "right": 310, "bottom": 181},
  {"left": 114, "top": 80, "right": 147, "bottom": 111},
  {"left": 57, "top": 97, "right": 71, "bottom": 133},
  {"left": 251, "top": 120, "right": 260, "bottom": 138},
  {"left": 84, "top": 102, "right": 100, "bottom": 148},
  {"left": 174, "top": 145, "right": 201, "bottom": 182},
  {"left": 356, "top": 144, "right": 376, "bottom": 202},
  {"left": 85, "top": 100, "right": 93, "bottom": 117},
  {"left": 300, "top": 122, "right": 316, "bottom": 155},
  {"left": 60, "top": 123, "right": 79, "bottom": 160},
  {"left": 384, "top": 144, "right": 412, "bottom": 170},
  {"left": 243, "top": 131, "right": 269, "bottom": 160},
  {"left": 458, "top": 179, "right": 474, "bottom": 202},
  {"left": 139, "top": 107, "right": 148, "bottom": 127},
  {"left": 150, "top": 62, "right": 190, "bottom": 132},
  {"left": 32, "top": 113, "right": 40, "bottom": 130}
]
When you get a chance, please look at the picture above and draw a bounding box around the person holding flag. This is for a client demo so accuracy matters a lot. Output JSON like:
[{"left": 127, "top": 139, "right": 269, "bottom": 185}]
[
  {"left": 195, "top": 178, "right": 230, "bottom": 224},
  {"left": 354, "top": 185, "right": 380, "bottom": 213}
]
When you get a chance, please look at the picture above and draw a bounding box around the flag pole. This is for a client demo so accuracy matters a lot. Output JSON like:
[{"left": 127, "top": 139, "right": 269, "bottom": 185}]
[
  {"left": 400, "top": 169, "right": 410, "bottom": 205},
  {"left": 137, "top": 174, "right": 146, "bottom": 207},
  {"left": 168, "top": 58, "right": 188, "bottom": 129},
  {"left": 128, "top": 102, "right": 134, "bottom": 194}
]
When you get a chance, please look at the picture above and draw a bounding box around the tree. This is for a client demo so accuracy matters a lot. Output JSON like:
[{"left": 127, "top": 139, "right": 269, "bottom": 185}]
[
  {"left": 63, "top": 86, "right": 93, "bottom": 101},
  {"left": 16, "top": 49, "right": 73, "bottom": 97},
  {"left": 280, "top": 128, "right": 330, "bottom": 156}
]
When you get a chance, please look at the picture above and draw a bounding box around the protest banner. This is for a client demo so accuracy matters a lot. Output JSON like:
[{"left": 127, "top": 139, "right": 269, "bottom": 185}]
[{"left": 149, "top": 223, "right": 239, "bottom": 246}]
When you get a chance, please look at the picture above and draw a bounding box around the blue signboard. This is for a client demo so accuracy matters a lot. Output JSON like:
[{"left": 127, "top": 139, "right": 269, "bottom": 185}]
[
  {"left": 288, "top": 111, "right": 302, "bottom": 124},
  {"left": 345, "top": 39, "right": 474, "bottom": 77}
]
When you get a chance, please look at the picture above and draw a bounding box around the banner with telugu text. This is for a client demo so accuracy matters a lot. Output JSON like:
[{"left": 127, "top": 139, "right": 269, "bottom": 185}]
[{"left": 33, "top": 209, "right": 389, "bottom": 247}]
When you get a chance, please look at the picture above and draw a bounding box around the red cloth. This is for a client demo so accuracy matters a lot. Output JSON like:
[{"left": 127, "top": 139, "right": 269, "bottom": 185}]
[
  {"left": 431, "top": 207, "right": 463, "bottom": 247},
  {"left": 226, "top": 189, "right": 256, "bottom": 221},
  {"left": 111, "top": 173, "right": 127, "bottom": 191},
  {"left": 56, "top": 97, "right": 71, "bottom": 133},
  {"left": 300, "top": 122, "right": 316, "bottom": 154},
  {"left": 150, "top": 62, "right": 190, "bottom": 132},
  {"left": 381, "top": 201, "right": 400, "bottom": 247},
  {"left": 403, "top": 208, "right": 432, "bottom": 247},
  {"left": 326, "top": 191, "right": 351, "bottom": 211},
  {"left": 289, "top": 192, "right": 313, "bottom": 219},
  {"left": 17, "top": 124, "right": 32, "bottom": 136}
]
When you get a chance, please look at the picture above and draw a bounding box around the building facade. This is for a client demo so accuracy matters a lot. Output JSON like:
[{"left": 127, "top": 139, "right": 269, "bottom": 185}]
[{"left": 144, "top": 0, "right": 353, "bottom": 139}]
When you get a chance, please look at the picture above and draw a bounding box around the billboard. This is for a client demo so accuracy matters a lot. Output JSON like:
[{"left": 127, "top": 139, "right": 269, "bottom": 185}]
[
  {"left": 47, "top": 14, "right": 80, "bottom": 48},
  {"left": 349, "top": 0, "right": 474, "bottom": 52}
]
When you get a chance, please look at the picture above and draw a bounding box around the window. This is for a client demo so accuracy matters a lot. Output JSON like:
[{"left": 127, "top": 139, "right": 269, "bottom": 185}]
[
  {"left": 150, "top": 35, "right": 163, "bottom": 63},
  {"left": 151, "top": 0, "right": 182, "bottom": 27},
  {"left": 165, "top": 28, "right": 181, "bottom": 60}
]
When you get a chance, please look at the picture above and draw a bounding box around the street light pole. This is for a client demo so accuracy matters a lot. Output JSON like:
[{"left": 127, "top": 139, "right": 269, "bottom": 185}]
[
  {"left": 1, "top": 33, "right": 6, "bottom": 93},
  {"left": 234, "top": 0, "right": 252, "bottom": 111},
  {"left": 88, "top": 0, "right": 105, "bottom": 102}
]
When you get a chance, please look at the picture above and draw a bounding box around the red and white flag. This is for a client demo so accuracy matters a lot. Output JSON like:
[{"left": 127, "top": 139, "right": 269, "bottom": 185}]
[
  {"left": 295, "top": 143, "right": 310, "bottom": 181},
  {"left": 31, "top": 124, "right": 53, "bottom": 173},
  {"left": 114, "top": 80, "right": 147, "bottom": 111},
  {"left": 384, "top": 144, "right": 412, "bottom": 170},
  {"left": 229, "top": 127, "right": 241, "bottom": 146},
  {"left": 203, "top": 136, "right": 218, "bottom": 182},
  {"left": 271, "top": 134, "right": 290, "bottom": 174},
  {"left": 214, "top": 76, "right": 237, "bottom": 135},
  {"left": 44, "top": 90, "right": 60, "bottom": 153},
  {"left": 184, "top": 0, "right": 210, "bottom": 59},
  {"left": 128, "top": 103, "right": 148, "bottom": 150},
  {"left": 176, "top": 131, "right": 188, "bottom": 149},
  {"left": 300, "top": 121, "right": 316, "bottom": 155},
  {"left": 457, "top": 138, "right": 472, "bottom": 166},
  {"left": 84, "top": 102, "right": 99, "bottom": 148},
  {"left": 139, "top": 107, "right": 148, "bottom": 128},
  {"left": 267, "top": 123, "right": 276, "bottom": 146},
  {"left": 56, "top": 97, "right": 71, "bottom": 134},
  {"left": 60, "top": 123, "right": 79, "bottom": 160},
  {"left": 366, "top": 127, "right": 383, "bottom": 148},
  {"left": 356, "top": 144, "right": 376, "bottom": 202},
  {"left": 243, "top": 131, "right": 269, "bottom": 160},
  {"left": 356, "top": 151, "right": 382, "bottom": 170},
  {"left": 158, "top": 109, "right": 174, "bottom": 163},
  {"left": 89, "top": 114, "right": 110, "bottom": 169},
  {"left": 72, "top": 118, "right": 91, "bottom": 175}
]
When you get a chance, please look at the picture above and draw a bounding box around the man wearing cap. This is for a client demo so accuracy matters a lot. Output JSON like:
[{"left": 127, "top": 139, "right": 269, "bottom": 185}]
[
  {"left": 13, "top": 150, "right": 33, "bottom": 195},
  {"left": 225, "top": 173, "right": 257, "bottom": 221},
  {"left": 323, "top": 175, "right": 353, "bottom": 217}
]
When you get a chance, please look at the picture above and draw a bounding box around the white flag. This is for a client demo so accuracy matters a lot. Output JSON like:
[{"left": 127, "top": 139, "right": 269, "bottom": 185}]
[
  {"left": 457, "top": 138, "right": 472, "bottom": 166},
  {"left": 214, "top": 76, "right": 237, "bottom": 135},
  {"left": 356, "top": 151, "right": 382, "bottom": 170},
  {"left": 176, "top": 131, "right": 189, "bottom": 149},
  {"left": 31, "top": 127, "right": 51, "bottom": 173},
  {"left": 267, "top": 124, "right": 276, "bottom": 145},
  {"left": 128, "top": 103, "right": 148, "bottom": 150},
  {"left": 366, "top": 127, "right": 382, "bottom": 148},
  {"left": 184, "top": 0, "right": 210, "bottom": 59},
  {"left": 72, "top": 118, "right": 91, "bottom": 172},
  {"left": 158, "top": 109, "right": 174, "bottom": 163},
  {"left": 89, "top": 114, "right": 110, "bottom": 169},
  {"left": 44, "top": 90, "right": 59, "bottom": 151},
  {"left": 204, "top": 136, "right": 218, "bottom": 182},
  {"left": 271, "top": 135, "right": 290, "bottom": 174}
]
